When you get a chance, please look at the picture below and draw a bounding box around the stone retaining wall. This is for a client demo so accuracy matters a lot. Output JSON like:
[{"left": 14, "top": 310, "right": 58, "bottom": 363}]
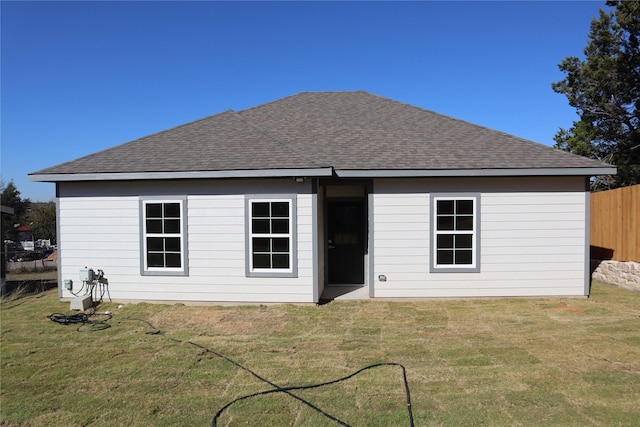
[{"left": 591, "top": 260, "right": 640, "bottom": 291}]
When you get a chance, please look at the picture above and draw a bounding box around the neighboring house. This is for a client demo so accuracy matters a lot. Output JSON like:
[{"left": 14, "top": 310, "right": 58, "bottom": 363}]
[{"left": 29, "top": 91, "right": 615, "bottom": 303}]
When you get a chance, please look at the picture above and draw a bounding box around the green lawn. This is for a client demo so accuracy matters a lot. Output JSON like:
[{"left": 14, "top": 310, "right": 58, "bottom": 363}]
[{"left": 1, "top": 281, "right": 639, "bottom": 426}]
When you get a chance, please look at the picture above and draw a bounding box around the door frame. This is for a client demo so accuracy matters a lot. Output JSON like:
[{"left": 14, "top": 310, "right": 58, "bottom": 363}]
[{"left": 321, "top": 180, "right": 372, "bottom": 289}]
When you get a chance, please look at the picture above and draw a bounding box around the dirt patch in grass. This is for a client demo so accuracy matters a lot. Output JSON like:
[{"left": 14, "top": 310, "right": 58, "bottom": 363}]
[
  {"left": 549, "top": 305, "right": 586, "bottom": 313},
  {"left": 149, "top": 305, "right": 288, "bottom": 337}
]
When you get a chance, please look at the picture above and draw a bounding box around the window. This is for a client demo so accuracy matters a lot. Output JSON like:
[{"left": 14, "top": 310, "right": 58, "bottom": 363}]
[
  {"left": 430, "top": 194, "right": 480, "bottom": 272},
  {"left": 245, "top": 196, "right": 297, "bottom": 277},
  {"left": 140, "top": 198, "right": 188, "bottom": 276}
]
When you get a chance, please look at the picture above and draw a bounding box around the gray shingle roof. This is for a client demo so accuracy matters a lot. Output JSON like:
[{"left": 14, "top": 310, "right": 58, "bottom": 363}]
[{"left": 30, "top": 91, "right": 612, "bottom": 179}]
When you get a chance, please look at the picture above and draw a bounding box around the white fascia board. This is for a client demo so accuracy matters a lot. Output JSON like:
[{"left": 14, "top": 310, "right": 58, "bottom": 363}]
[
  {"left": 29, "top": 167, "right": 335, "bottom": 182},
  {"left": 336, "top": 167, "right": 617, "bottom": 178}
]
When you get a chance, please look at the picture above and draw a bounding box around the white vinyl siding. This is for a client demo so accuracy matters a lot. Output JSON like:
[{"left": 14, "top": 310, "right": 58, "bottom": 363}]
[
  {"left": 373, "top": 186, "right": 430, "bottom": 291},
  {"left": 372, "top": 177, "right": 588, "bottom": 298},
  {"left": 56, "top": 176, "right": 589, "bottom": 302},
  {"left": 56, "top": 180, "right": 314, "bottom": 303}
]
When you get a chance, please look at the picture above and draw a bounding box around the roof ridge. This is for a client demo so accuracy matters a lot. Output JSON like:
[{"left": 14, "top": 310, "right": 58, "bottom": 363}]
[
  {"left": 237, "top": 90, "right": 368, "bottom": 114},
  {"left": 229, "top": 110, "right": 327, "bottom": 168}
]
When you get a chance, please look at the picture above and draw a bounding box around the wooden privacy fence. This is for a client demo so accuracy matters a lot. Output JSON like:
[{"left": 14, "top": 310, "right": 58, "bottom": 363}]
[{"left": 590, "top": 184, "right": 640, "bottom": 262}]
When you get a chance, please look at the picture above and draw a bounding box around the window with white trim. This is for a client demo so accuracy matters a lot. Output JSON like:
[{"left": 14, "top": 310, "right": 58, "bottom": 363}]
[
  {"left": 246, "top": 196, "right": 297, "bottom": 277},
  {"left": 430, "top": 194, "right": 480, "bottom": 272},
  {"left": 140, "top": 198, "right": 188, "bottom": 276}
]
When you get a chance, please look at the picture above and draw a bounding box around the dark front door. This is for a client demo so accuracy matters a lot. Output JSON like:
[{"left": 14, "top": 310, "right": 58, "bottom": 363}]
[{"left": 327, "top": 200, "right": 366, "bottom": 285}]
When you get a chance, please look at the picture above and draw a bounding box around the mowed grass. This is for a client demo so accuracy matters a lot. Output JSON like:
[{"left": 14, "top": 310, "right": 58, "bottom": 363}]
[{"left": 1, "top": 281, "right": 639, "bottom": 426}]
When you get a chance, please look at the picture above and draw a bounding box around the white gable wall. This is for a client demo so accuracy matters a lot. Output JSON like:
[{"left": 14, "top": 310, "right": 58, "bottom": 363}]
[
  {"left": 372, "top": 177, "right": 589, "bottom": 298},
  {"left": 57, "top": 179, "right": 316, "bottom": 303}
]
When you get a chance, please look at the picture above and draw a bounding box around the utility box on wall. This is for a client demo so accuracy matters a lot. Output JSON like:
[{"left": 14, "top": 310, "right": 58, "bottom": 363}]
[{"left": 80, "top": 268, "right": 95, "bottom": 282}]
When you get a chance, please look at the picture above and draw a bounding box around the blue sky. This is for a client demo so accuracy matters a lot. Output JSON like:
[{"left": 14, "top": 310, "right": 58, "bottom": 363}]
[{"left": 1, "top": 1, "right": 607, "bottom": 201}]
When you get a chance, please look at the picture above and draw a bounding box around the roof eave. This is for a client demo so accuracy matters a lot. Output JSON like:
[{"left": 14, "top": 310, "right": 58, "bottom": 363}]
[
  {"left": 28, "top": 167, "right": 335, "bottom": 183},
  {"left": 336, "top": 167, "right": 617, "bottom": 178},
  {"left": 29, "top": 166, "right": 617, "bottom": 183}
]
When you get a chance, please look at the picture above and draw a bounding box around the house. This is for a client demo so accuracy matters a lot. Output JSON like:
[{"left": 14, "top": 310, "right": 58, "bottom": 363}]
[{"left": 29, "top": 91, "right": 615, "bottom": 303}]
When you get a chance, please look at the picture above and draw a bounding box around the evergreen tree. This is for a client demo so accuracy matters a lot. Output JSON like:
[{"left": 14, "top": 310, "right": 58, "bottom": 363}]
[
  {"left": 552, "top": 0, "right": 640, "bottom": 190},
  {"left": 1, "top": 180, "right": 32, "bottom": 241}
]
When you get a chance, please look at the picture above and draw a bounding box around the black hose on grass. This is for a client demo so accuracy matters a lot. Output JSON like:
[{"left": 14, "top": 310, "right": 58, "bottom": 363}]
[
  {"left": 120, "top": 317, "right": 354, "bottom": 426},
  {"left": 48, "top": 314, "right": 415, "bottom": 426},
  {"left": 121, "top": 317, "right": 415, "bottom": 427},
  {"left": 47, "top": 310, "right": 112, "bottom": 331},
  {"left": 208, "top": 361, "right": 415, "bottom": 427}
]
